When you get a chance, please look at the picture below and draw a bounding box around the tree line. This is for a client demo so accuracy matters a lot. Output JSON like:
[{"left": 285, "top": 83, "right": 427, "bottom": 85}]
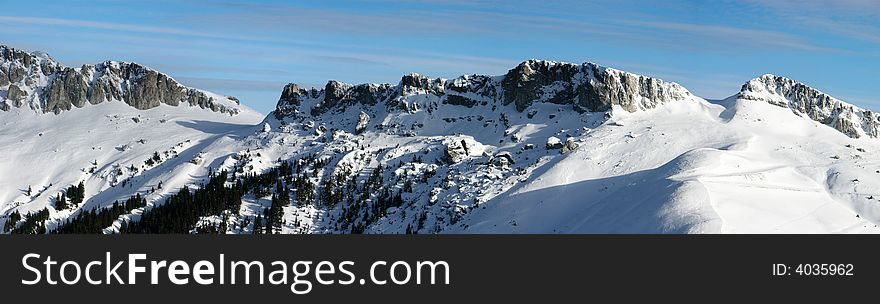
[{"left": 54, "top": 193, "right": 147, "bottom": 234}]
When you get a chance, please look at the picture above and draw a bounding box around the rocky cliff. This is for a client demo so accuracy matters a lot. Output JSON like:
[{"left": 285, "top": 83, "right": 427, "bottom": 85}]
[
  {"left": 0, "top": 45, "right": 240, "bottom": 115},
  {"left": 738, "top": 74, "right": 878, "bottom": 138},
  {"left": 273, "top": 59, "right": 693, "bottom": 119}
]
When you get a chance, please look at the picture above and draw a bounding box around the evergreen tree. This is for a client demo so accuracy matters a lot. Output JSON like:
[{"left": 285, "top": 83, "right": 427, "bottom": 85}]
[
  {"left": 56, "top": 193, "right": 68, "bottom": 210},
  {"left": 54, "top": 195, "right": 147, "bottom": 234},
  {"left": 253, "top": 215, "right": 264, "bottom": 234},
  {"left": 11, "top": 208, "right": 50, "bottom": 234},
  {"left": 3, "top": 210, "right": 21, "bottom": 232}
]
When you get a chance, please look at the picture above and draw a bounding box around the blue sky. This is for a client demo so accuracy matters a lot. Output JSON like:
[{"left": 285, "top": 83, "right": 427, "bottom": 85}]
[{"left": 1, "top": 0, "right": 877, "bottom": 114}]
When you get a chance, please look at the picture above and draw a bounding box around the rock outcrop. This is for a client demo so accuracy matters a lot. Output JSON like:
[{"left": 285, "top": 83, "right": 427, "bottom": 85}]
[
  {"left": 739, "top": 74, "right": 878, "bottom": 138},
  {"left": 272, "top": 59, "right": 692, "bottom": 120},
  {"left": 560, "top": 137, "right": 579, "bottom": 154},
  {"left": 355, "top": 111, "right": 370, "bottom": 134},
  {"left": 6, "top": 84, "right": 23, "bottom": 107},
  {"left": 302, "top": 81, "right": 396, "bottom": 117},
  {"left": 0, "top": 45, "right": 240, "bottom": 115},
  {"left": 501, "top": 60, "right": 691, "bottom": 113},
  {"left": 546, "top": 136, "right": 563, "bottom": 149},
  {"left": 444, "top": 137, "right": 486, "bottom": 163}
]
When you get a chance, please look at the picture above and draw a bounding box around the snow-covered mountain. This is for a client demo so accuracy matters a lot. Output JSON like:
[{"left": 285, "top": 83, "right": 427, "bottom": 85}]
[
  {"left": 0, "top": 45, "right": 241, "bottom": 114},
  {"left": 0, "top": 45, "right": 264, "bottom": 233},
  {"left": 2, "top": 46, "right": 878, "bottom": 234},
  {"left": 739, "top": 74, "right": 880, "bottom": 139}
]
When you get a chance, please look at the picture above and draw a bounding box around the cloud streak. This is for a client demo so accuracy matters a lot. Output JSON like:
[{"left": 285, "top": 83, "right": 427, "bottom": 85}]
[
  {"left": 743, "top": 0, "right": 880, "bottom": 45},
  {"left": 0, "top": 15, "right": 322, "bottom": 46},
  {"left": 623, "top": 20, "right": 845, "bottom": 53},
  {"left": 175, "top": 77, "right": 287, "bottom": 92}
]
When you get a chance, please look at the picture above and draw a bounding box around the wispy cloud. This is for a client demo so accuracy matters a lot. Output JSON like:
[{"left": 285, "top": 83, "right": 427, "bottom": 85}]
[
  {"left": 188, "top": 3, "right": 846, "bottom": 55},
  {"left": 0, "top": 15, "right": 321, "bottom": 46},
  {"left": 148, "top": 63, "right": 292, "bottom": 78},
  {"left": 175, "top": 77, "right": 287, "bottom": 92},
  {"left": 623, "top": 20, "right": 844, "bottom": 53},
  {"left": 751, "top": 0, "right": 880, "bottom": 15},
  {"left": 743, "top": 0, "right": 880, "bottom": 45},
  {"left": 308, "top": 55, "right": 389, "bottom": 66}
]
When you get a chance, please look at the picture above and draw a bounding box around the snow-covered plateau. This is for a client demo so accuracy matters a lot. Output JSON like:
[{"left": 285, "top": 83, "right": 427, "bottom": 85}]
[{"left": 2, "top": 45, "right": 878, "bottom": 234}]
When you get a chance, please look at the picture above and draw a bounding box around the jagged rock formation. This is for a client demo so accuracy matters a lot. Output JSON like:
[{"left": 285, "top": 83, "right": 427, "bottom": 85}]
[
  {"left": 0, "top": 45, "right": 240, "bottom": 115},
  {"left": 445, "top": 137, "right": 486, "bottom": 163},
  {"left": 355, "top": 111, "right": 370, "bottom": 134},
  {"left": 272, "top": 59, "right": 693, "bottom": 119},
  {"left": 739, "top": 74, "right": 878, "bottom": 138},
  {"left": 274, "top": 83, "right": 309, "bottom": 119},
  {"left": 313, "top": 81, "right": 395, "bottom": 116},
  {"left": 502, "top": 60, "right": 691, "bottom": 112},
  {"left": 271, "top": 61, "right": 871, "bottom": 141}
]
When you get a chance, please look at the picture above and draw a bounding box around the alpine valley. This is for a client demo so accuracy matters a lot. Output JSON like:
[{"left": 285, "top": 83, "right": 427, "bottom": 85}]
[{"left": 2, "top": 45, "right": 879, "bottom": 234}]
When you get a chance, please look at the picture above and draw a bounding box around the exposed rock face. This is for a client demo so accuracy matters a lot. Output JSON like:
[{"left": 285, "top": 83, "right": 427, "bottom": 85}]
[
  {"left": 275, "top": 83, "right": 305, "bottom": 119},
  {"left": 6, "top": 84, "right": 23, "bottom": 107},
  {"left": 400, "top": 73, "right": 445, "bottom": 96},
  {"left": 502, "top": 60, "right": 691, "bottom": 112},
  {"left": 320, "top": 80, "right": 353, "bottom": 113},
  {"left": 546, "top": 136, "right": 563, "bottom": 149},
  {"left": 445, "top": 137, "right": 486, "bottom": 163},
  {"left": 445, "top": 95, "right": 479, "bottom": 107},
  {"left": 0, "top": 45, "right": 240, "bottom": 115},
  {"left": 560, "top": 137, "right": 579, "bottom": 154},
  {"left": 272, "top": 59, "right": 692, "bottom": 121},
  {"left": 739, "top": 74, "right": 878, "bottom": 138},
  {"left": 310, "top": 81, "right": 395, "bottom": 116},
  {"left": 355, "top": 111, "right": 370, "bottom": 134},
  {"left": 47, "top": 67, "right": 88, "bottom": 113},
  {"left": 0, "top": 69, "right": 8, "bottom": 86},
  {"left": 491, "top": 152, "right": 514, "bottom": 167}
]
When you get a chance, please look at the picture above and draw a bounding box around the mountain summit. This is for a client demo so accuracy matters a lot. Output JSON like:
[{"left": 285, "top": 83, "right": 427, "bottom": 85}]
[
  {"left": 0, "top": 45, "right": 241, "bottom": 115},
  {"left": 738, "top": 74, "right": 879, "bottom": 138}
]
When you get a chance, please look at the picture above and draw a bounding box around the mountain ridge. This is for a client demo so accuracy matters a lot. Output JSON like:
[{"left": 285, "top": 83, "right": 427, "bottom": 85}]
[
  {"left": 0, "top": 45, "right": 243, "bottom": 115},
  {"left": 738, "top": 73, "right": 879, "bottom": 138},
  {"left": 273, "top": 59, "right": 694, "bottom": 121},
  {"left": 2, "top": 45, "right": 879, "bottom": 235},
  {"left": 271, "top": 58, "right": 876, "bottom": 142}
]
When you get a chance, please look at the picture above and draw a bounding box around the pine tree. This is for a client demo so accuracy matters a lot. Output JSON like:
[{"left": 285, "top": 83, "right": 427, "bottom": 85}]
[
  {"left": 254, "top": 215, "right": 263, "bottom": 234},
  {"left": 56, "top": 193, "right": 68, "bottom": 210},
  {"left": 3, "top": 210, "right": 21, "bottom": 232},
  {"left": 11, "top": 208, "right": 50, "bottom": 234},
  {"left": 403, "top": 179, "right": 413, "bottom": 193}
]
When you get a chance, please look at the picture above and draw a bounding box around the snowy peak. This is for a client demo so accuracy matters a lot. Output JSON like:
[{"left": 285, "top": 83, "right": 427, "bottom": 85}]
[
  {"left": 500, "top": 59, "right": 692, "bottom": 112},
  {"left": 0, "top": 45, "right": 243, "bottom": 115},
  {"left": 738, "top": 74, "right": 879, "bottom": 138},
  {"left": 272, "top": 59, "right": 694, "bottom": 119}
]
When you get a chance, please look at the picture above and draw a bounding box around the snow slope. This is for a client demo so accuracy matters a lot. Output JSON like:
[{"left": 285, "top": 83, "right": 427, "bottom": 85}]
[
  {"left": 0, "top": 100, "right": 263, "bottom": 230},
  {"left": 455, "top": 95, "right": 880, "bottom": 233}
]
